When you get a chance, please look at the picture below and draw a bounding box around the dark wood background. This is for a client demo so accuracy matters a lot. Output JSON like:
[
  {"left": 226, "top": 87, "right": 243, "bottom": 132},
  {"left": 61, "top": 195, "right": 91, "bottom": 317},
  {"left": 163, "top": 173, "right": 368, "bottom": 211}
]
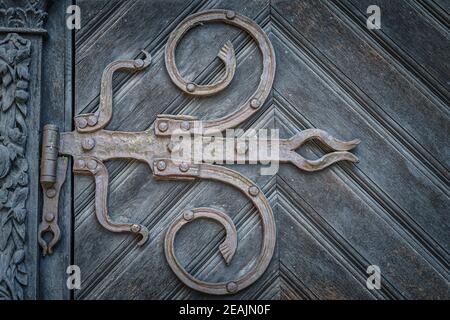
[{"left": 72, "top": 0, "right": 449, "bottom": 299}]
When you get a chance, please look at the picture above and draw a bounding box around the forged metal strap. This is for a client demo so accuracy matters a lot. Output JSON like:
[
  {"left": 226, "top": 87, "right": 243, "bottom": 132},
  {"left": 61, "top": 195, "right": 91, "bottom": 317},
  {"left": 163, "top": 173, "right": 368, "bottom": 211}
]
[
  {"left": 155, "top": 160, "right": 276, "bottom": 295},
  {"left": 167, "top": 207, "right": 238, "bottom": 265},
  {"left": 38, "top": 157, "right": 68, "bottom": 256},
  {"left": 167, "top": 38, "right": 236, "bottom": 96},
  {"left": 280, "top": 129, "right": 360, "bottom": 171},
  {"left": 74, "top": 51, "right": 152, "bottom": 133},
  {"left": 73, "top": 157, "right": 149, "bottom": 246},
  {"left": 156, "top": 9, "right": 276, "bottom": 136}
]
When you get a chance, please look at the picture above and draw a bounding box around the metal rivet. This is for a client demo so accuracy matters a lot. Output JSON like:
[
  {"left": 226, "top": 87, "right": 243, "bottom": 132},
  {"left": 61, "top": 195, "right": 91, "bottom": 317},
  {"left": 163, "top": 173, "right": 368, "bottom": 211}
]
[
  {"left": 131, "top": 224, "right": 141, "bottom": 233},
  {"left": 157, "top": 160, "right": 167, "bottom": 171},
  {"left": 87, "top": 160, "right": 98, "bottom": 170},
  {"left": 226, "top": 10, "right": 236, "bottom": 20},
  {"left": 179, "top": 162, "right": 190, "bottom": 172},
  {"left": 250, "top": 98, "right": 261, "bottom": 109},
  {"left": 226, "top": 282, "right": 238, "bottom": 293},
  {"left": 135, "top": 59, "right": 144, "bottom": 68},
  {"left": 46, "top": 188, "right": 57, "bottom": 198},
  {"left": 45, "top": 213, "right": 55, "bottom": 223},
  {"left": 248, "top": 186, "right": 260, "bottom": 197},
  {"left": 158, "top": 121, "right": 169, "bottom": 132},
  {"left": 87, "top": 116, "right": 98, "bottom": 127},
  {"left": 82, "top": 138, "right": 96, "bottom": 151},
  {"left": 76, "top": 159, "right": 86, "bottom": 168},
  {"left": 183, "top": 210, "right": 194, "bottom": 221},
  {"left": 180, "top": 121, "right": 190, "bottom": 131},
  {"left": 77, "top": 118, "right": 87, "bottom": 129},
  {"left": 186, "top": 83, "right": 196, "bottom": 93}
]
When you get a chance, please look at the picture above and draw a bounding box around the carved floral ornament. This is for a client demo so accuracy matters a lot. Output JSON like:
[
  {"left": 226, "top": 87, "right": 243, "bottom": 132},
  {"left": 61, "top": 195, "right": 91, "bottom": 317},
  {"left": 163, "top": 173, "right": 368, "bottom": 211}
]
[
  {"left": 0, "top": 0, "right": 47, "bottom": 31},
  {"left": 0, "top": 0, "right": 48, "bottom": 301},
  {"left": 39, "top": 10, "right": 360, "bottom": 295},
  {"left": 0, "top": 32, "right": 31, "bottom": 300}
]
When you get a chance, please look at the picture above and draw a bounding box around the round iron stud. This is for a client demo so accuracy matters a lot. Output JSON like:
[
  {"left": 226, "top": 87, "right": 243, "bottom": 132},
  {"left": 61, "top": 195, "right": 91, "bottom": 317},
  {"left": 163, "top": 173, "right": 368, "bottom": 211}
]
[
  {"left": 46, "top": 188, "right": 57, "bottom": 198},
  {"left": 87, "top": 160, "right": 98, "bottom": 170},
  {"left": 179, "top": 162, "right": 190, "bottom": 172},
  {"left": 250, "top": 98, "right": 261, "bottom": 109},
  {"left": 45, "top": 213, "right": 55, "bottom": 223},
  {"left": 135, "top": 59, "right": 145, "bottom": 68},
  {"left": 226, "top": 10, "right": 236, "bottom": 20},
  {"left": 186, "top": 83, "right": 196, "bottom": 93},
  {"left": 158, "top": 121, "right": 169, "bottom": 132},
  {"left": 131, "top": 224, "right": 141, "bottom": 233},
  {"left": 248, "top": 185, "right": 260, "bottom": 197},
  {"left": 87, "top": 116, "right": 98, "bottom": 127},
  {"left": 82, "top": 138, "right": 96, "bottom": 151},
  {"left": 183, "top": 210, "right": 194, "bottom": 221},
  {"left": 226, "top": 282, "right": 238, "bottom": 293},
  {"left": 157, "top": 160, "right": 167, "bottom": 171},
  {"left": 180, "top": 121, "right": 191, "bottom": 131},
  {"left": 76, "top": 159, "right": 86, "bottom": 169},
  {"left": 77, "top": 118, "right": 88, "bottom": 129}
]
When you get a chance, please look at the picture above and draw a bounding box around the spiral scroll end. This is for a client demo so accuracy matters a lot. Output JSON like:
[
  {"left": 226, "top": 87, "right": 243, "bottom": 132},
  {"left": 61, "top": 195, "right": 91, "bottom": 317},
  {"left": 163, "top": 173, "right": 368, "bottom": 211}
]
[
  {"left": 135, "top": 50, "right": 152, "bottom": 70},
  {"left": 219, "top": 241, "right": 236, "bottom": 265},
  {"left": 135, "top": 225, "right": 149, "bottom": 247},
  {"left": 217, "top": 41, "right": 235, "bottom": 63}
]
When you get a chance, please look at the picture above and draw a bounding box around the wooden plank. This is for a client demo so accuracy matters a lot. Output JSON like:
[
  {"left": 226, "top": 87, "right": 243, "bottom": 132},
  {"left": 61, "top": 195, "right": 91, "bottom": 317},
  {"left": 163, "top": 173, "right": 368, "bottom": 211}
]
[
  {"left": 272, "top": 37, "right": 449, "bottom": 297},
  {"left": 278, "top": 196, "right": 375, "bottom": 300},
  {"left": 39, "top": 0, "right": 73, "bottom": 300},
  {"left": 76, "top": 0, "right": 123, "bottom": 45},
  {"left": 271, "top": 4, "right": 449, "bottom": 255},
  {"left": 75, "top": 0, "right": 203, "bottom": 112},
  {"left": 278, "top": 162, "right": 448, "bottom": 299},
  {"left": 272, "top": 0, "right": 450, "bottom": 172},
  {"left": 342, "top": 0, "right": 449, "bottom": 100}
]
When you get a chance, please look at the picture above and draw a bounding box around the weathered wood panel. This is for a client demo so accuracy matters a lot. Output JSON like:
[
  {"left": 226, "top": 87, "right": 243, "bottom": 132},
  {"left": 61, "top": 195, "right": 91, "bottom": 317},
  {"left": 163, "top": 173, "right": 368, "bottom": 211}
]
[
  {"left": 0, "top": 0, "right": 52, "bottom": 300},
  {"left": 39, "top": 0, "right": 73, "bottom": 300},
  {"left": 73, "top": 0, "right": 449, "bottom": 300}
]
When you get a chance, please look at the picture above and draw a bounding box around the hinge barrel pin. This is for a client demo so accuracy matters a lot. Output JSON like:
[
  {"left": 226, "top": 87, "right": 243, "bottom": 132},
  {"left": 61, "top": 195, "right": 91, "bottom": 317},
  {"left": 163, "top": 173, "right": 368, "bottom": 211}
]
[{"left": 40, "top": 124, "right": 60, "bottom": 186}]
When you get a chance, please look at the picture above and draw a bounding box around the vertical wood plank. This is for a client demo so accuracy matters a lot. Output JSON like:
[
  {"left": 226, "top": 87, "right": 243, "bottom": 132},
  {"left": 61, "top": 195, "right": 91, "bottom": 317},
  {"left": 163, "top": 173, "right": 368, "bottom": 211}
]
[{"left": 39, "top": 0, "right": 73, "bottom": 300}]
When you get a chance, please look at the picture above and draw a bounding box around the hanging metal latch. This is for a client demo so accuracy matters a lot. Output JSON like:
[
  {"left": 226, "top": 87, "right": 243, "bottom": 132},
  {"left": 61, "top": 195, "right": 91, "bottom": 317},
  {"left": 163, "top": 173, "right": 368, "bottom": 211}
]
[{"left": 38, "top": 125, "right": 68, "bottom": 256}]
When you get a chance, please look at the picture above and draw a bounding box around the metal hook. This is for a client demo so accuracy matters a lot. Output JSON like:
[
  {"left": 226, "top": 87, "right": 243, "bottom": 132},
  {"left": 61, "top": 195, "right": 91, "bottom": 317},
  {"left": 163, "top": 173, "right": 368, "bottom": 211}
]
[{"left": 38, "top": 156, "right": 68, "bottom": 256}]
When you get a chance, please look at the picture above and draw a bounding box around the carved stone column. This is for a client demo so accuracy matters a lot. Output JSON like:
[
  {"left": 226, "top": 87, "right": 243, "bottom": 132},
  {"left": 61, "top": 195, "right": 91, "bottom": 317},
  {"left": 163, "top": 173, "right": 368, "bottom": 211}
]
[{"left": 0, "top": 0, "right": 49, "bottom": 300}]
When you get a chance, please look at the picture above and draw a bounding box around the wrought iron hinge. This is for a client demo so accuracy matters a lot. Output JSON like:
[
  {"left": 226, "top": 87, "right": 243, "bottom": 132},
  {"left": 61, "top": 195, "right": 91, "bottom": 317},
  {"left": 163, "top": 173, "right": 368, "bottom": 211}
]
[
  {"left": 38, "top": 10, "right": 360, "bottom": 295},
  {"left": 39, "top": 125, "right": 68, "bottom": 256}
]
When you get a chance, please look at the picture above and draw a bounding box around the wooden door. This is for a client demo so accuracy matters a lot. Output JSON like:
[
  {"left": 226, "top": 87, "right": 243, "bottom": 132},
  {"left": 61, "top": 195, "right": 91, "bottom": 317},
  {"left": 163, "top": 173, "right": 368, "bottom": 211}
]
[{"left": 71, "top": 0, "right": 449, "bottom": 300}]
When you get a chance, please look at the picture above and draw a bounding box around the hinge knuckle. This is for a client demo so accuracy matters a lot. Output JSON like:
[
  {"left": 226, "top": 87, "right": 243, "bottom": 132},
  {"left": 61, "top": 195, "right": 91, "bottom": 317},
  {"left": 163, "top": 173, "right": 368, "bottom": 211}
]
[{"left": 40, "top": 124, "right": 60, "bottom": 186}]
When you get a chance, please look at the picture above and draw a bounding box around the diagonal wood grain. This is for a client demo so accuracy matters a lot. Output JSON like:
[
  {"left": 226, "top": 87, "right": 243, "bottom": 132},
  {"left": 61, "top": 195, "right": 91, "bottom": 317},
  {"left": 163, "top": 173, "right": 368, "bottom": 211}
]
[{"left": 73, "top": 0, "right": 450, "bottom": 300}]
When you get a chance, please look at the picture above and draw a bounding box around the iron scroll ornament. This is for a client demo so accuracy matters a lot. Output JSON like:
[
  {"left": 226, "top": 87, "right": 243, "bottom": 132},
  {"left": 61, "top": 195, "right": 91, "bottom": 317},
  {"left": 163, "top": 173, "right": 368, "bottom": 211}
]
[{"left": 39, "top": 10, "right": 360, "bottom": 295}]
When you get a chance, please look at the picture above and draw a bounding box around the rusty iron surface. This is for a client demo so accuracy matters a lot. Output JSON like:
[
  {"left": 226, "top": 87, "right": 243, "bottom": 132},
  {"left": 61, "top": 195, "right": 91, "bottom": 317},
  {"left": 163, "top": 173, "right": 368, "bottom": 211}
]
[
  {"left": 39, "top": 155, "right": 68, "bottom": 256},
  {"left": 39, "top": 9, "right": 359, "bottom": 295}
]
